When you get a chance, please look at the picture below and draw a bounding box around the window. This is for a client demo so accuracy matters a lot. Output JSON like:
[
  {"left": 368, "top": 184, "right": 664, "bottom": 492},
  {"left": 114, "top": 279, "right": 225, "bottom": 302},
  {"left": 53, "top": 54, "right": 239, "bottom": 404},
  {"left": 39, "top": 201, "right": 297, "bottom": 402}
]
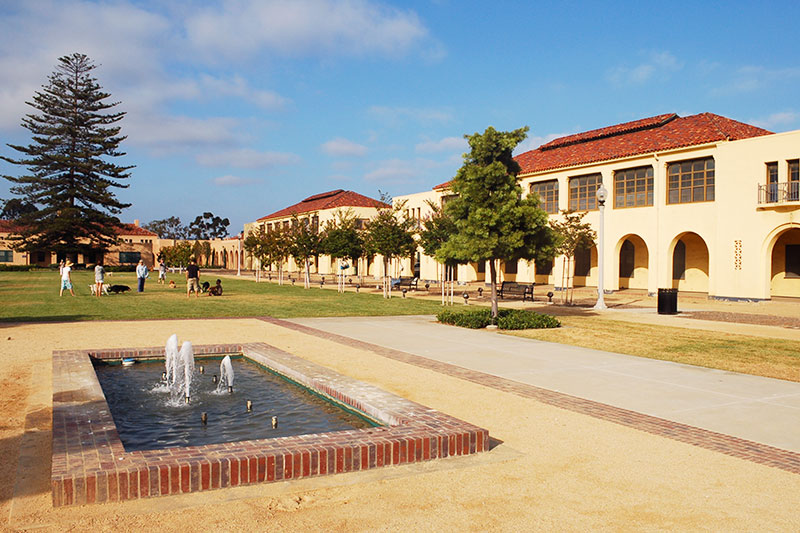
[
  {"left": 530, "top": 180, "right": 559, "bottom": 213},
  {"left": 504, "top": 261, "right": 518, "bottom": 274},
  {"left": 667, "top": 157, "right": 714, "bottom": 204},
  {"left": 787, "top": 245, "right": 800, "bottom": 278},
  {"left": 119, "top": 251, "right": 141, "bottom": 264},
  {"left": 767, "top": 162, "right": 779, "bottom": 203},
  {"left": 619, "top": 240, "right": 635, "bottom": 278},
  {"left": 569, "top": 174, "right": 602, "bottom": 211},
  {"left": 672, "top": 240, "right": 686, "bottom": 280},
  {"left": 0, "top": 250, "right": 12, "bottom": 262},
  {"left": 789, "top": 160, "right": 799, "bottom": 202},
  {"left": 614, "top": 166, "right": 653, "bottom": 208}
]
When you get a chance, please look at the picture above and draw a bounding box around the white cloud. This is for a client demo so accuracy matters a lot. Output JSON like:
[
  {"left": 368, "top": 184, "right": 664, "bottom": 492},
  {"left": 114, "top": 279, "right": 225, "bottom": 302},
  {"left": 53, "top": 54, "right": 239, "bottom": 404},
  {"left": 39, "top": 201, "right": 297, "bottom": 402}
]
[
  {"left": 198, "top": 74, "right": 289, "bottom": 110},
  {"left": 185, "top": 0, "right": 428, "bottom": 61},
  {"left": 211, "top": 174, "right": 261, "bottom": 187},
  {"left": 197, "top": 148, "right": 300, "bottom": 168},
  {"left": 125, "top": 115, "right": 241, "bottom": 154},
  {"left": 368, "top": 105, "right": 453, "bottom": 126},
  {"left": 415, "top": 136, "right": 467, "bottom": 154},
  {"left": 364, "top": 158, "right": 440, "bottom": 184},
  {"left": 720, "top": 66, "right": 800, "bottom": 95},
  {"left": 750, "top": 111, "right": 800, "bottom": 131},
  {"left": 321, "top": 137, "right": 368, "bottom": 157},
  {"left": 606, "top": 51, "right": 682, "bottom": 86}
]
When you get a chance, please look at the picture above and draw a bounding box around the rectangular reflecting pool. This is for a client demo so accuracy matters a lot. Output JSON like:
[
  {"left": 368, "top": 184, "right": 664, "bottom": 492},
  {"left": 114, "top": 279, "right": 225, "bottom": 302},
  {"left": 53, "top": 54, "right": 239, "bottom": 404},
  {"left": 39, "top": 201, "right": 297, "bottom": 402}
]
[{"left": 52, "top": 342, "right": 489, "bottom": 506}]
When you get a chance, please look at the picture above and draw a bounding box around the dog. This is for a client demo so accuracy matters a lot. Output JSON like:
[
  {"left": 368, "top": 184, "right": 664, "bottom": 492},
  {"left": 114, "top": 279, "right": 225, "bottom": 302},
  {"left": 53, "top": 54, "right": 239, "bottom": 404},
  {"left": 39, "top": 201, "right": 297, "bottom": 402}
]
[
  {"left": 89, "top": 283, "right": 110, "bottom": 296},
  {"left": 107, "top": 284, "right": 131, "bottom": 294},
  {"left": 201, "top": 281, "right": 210, "bottom": 293},
  {"left": 168, "top": 280, "right": 176, "bottom": 288}
]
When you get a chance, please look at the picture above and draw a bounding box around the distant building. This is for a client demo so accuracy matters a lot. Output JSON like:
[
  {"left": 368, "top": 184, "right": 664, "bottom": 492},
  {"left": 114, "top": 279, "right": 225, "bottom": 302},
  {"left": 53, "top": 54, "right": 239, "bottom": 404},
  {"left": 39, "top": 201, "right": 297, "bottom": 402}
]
[
  {"left": 244, "top": 189, "right": 389, "bottom": 276},
  {"left": 395, "top": 112, "right": 800, "bottom": 300}
]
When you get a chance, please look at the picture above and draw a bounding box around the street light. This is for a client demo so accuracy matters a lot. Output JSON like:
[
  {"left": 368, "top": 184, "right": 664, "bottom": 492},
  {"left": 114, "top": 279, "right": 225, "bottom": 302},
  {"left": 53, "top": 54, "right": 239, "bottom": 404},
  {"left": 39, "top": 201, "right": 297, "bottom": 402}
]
[{"left": 593, "top": 184, "right": 608, "bottom": 310}]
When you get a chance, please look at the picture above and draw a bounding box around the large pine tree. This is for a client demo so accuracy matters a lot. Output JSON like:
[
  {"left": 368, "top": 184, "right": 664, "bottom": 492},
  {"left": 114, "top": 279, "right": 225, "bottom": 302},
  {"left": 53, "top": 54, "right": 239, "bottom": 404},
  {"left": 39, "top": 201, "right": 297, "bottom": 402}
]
[{"left": 1, "top": 53, "right": 133, "bottom": 256}]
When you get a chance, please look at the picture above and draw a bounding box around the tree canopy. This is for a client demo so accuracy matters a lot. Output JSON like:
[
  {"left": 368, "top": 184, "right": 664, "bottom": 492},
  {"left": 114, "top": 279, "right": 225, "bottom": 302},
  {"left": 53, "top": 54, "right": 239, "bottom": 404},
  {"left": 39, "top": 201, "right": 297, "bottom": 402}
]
[
  {"left": 439, "top": 126, "right": 557, "bottom": 317},
  {"left": 363, "top": 206, "right": 416, "bottom": 298},
  {"left": 144, "top": 216, "right": 187, "bottom": 239},
  {"left": 1, "top": 53, "right": 133, "bottom": 255},
  {"left": 188, "top": 212, "right": 229, "bottom": 240}
]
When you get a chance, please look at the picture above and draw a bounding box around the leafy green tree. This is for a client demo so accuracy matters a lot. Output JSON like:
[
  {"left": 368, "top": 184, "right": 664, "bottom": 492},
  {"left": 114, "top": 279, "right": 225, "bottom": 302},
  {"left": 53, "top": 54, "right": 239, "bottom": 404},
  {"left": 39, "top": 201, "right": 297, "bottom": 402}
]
[
  {"left": 439, "top": 126, "right": 557, "bottom": 319},
  {"left": 550, "top": 210, "right": 595, "bottom": 304},
  {"left": 160, "top": 241, "right": 193, "bottom": 268},
  {"left": 417, "top": 199, "right": 459, "bottom": 304},
  {"left": 0, "top": 198, "right": 37, "bottom": 220},
  {"left": 363, "top": 206, "right": 416, "bottom": 298},
  {"left": 188, "top": 212, "right": 229, "bottom": 240},
  {"left": 1, "top": 53, "right": 133, "bottom": 255},
  {"left": 321, "top": 209, "right": 364, "bottom": 292},
  {"left": 244, "top": 225, "right": 292, "bottom": 284},
  {"left": 144, "top": 216, "right": 186, "bottom": 239},
  {"left": 289, "top": 215, "right": 321, "bottom": 289}
]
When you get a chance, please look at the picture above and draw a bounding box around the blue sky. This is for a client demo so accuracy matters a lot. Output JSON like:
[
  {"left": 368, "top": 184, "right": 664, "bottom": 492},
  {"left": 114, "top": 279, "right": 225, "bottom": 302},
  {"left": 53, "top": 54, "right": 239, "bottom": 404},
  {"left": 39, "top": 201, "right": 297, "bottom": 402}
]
[{"left": 1, "top": 0, "right": 799, "bottom": 234}]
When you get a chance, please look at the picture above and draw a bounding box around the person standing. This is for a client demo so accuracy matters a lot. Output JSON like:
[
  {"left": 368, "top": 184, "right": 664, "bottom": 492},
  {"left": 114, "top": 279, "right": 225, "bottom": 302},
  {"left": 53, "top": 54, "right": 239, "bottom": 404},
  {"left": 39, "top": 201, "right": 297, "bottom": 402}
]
[
  {"left": 158, "top": 259, "right": 167, "bottom": 284},
  {"left": 94, "top": 261, "right": 105, "bottom": 297},
  {"left": 60, "top": 260, "right": 75, "bottom": 297},
  {"left": 136, "top": 260, "right": 149, "bottom": 293},
  {"left": 186, "top": 258, "right": 200, "bottom": 298}
]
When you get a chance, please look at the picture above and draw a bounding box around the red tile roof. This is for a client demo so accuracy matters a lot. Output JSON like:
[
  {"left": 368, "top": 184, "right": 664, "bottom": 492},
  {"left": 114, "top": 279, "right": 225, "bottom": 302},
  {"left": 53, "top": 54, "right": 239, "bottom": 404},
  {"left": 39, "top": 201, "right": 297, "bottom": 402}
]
[
  {"left": 433, "top": 112, "right": 773, "bottom": 190},
  {"left": 0, "top": 219, "right": 157, "bottom": 237},
  {"left": 257, "top": 189, "right": 390, "bottom": 221}
]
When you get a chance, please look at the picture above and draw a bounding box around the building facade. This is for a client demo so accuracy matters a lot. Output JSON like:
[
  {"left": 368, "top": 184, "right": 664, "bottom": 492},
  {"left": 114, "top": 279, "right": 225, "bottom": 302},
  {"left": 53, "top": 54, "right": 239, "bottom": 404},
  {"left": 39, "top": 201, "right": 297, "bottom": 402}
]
[{"left": 395, "top": 113, "right": 800, "bottom": 300}]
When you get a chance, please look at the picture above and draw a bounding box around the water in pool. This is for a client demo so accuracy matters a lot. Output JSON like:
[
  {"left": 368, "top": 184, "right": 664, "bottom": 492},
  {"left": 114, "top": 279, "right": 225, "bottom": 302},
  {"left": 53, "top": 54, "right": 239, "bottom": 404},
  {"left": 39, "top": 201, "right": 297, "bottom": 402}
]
[{"left": 94, "top": 357, "right": 376, "bottom": 451}]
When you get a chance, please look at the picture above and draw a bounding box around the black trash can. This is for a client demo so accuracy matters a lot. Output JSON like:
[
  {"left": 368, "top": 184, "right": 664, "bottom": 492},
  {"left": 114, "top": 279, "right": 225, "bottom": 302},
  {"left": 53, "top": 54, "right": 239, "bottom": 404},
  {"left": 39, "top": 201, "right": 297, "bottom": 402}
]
[{"left": 657, "top": 288, "right": 678, "bottom": 315}]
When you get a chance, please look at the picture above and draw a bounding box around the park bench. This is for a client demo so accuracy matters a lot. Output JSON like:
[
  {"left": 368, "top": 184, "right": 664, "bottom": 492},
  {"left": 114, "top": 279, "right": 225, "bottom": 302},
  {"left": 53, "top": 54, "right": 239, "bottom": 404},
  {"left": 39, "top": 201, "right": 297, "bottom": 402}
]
[
  {"left": 498, "top": 281, "right": 535, "bottom": 302},
  {"left": 391, "top": 277, "right": 419, "bottom": 291}
]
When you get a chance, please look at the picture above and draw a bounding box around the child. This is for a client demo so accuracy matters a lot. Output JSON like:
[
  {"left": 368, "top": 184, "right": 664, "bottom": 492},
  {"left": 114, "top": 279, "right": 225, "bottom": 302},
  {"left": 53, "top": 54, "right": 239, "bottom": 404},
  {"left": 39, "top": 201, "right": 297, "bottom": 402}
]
[{"left": 60, "top": 260, "right": 75, "bottom": 297}]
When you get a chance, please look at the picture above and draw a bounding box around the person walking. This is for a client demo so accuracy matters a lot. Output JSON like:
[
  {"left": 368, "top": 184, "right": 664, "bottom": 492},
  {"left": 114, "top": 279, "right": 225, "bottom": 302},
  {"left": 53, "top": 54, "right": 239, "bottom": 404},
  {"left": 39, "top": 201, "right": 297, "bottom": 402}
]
[
  {"left": 158, "top": 259, "right": 167, "bottom": 284},
  {"left": 60, "top": 260, "right": 75, "bottom": 297},
  {"left": 186, "top": 258, "right": 200, "bottom": 298},
  {"left": 136, "top": 260, "right": 149, "bottom": 293},
  {"left": 94, "top": 261, "right": 105, "bottom": 297}
]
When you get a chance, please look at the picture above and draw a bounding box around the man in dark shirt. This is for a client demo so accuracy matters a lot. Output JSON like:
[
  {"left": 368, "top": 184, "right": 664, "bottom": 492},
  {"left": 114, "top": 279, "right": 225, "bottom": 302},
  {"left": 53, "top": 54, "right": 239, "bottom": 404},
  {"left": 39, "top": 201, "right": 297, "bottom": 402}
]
[{"left": 186, "top": 259, "right": 200, "bottom": 298}]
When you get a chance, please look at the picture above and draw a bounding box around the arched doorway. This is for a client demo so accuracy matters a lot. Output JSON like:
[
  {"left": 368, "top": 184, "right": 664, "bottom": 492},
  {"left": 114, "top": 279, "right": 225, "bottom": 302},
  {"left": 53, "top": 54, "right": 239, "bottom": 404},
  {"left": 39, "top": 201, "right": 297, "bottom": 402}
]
[
  {"left": 617, "top": 235, "right": 649, "bottom": 290},
  {"left": 670, "top": 232, "right": 709, "bottom": 292},
  {"left": 769, "top": 227, "right": 800, "bottom": 298},
  {"left": 573, "top": 245, "right": 597, "bottom": 288}
]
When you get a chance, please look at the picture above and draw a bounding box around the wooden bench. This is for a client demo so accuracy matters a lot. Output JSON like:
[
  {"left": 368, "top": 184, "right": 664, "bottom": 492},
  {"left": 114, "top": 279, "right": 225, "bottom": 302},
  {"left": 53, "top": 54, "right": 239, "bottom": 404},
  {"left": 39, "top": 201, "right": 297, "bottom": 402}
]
[
  {"left": 391, "top": 277, "right": 419, "bottom": 291},
  {"left": 498, "top": 281, "right": 534, "bottom": 301}
]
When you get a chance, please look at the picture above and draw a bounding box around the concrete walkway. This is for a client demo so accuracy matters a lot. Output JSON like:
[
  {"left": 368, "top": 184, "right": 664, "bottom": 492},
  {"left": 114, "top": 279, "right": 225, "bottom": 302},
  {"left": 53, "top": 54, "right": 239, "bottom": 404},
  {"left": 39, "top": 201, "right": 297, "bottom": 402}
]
[{"left": 288, "top": 315, "right": 800, "bottom": 453}]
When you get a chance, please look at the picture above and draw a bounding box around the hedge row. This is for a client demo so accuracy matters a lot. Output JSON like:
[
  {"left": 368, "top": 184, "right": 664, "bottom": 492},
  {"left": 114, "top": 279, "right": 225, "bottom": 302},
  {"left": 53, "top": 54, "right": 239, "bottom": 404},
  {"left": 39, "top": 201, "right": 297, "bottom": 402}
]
[{"left": 436, "top": 308, "right": 560, "bottom": 330}]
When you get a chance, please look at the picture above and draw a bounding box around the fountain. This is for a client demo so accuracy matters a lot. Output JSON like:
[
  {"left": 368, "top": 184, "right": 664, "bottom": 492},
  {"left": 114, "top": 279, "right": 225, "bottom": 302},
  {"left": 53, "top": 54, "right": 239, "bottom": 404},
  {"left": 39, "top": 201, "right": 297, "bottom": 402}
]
[
  {"left": 217, "top": 354, "right": 234, "bottom": 394},
  {"left": 161, "top": 335, "right": 195, "bottom": 403},
  {"left": 180, "top": 341, "right": 195, "bottom": 403}
]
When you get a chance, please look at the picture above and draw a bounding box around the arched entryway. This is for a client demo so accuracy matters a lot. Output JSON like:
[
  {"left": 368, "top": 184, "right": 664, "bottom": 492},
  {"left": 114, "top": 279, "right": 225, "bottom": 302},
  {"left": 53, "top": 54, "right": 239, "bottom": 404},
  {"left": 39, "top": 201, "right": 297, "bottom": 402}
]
[
  {"left": 572, "top": 245, "right": 597, "bottom": 288},
  {"left": 768, "top": 226, "right": 800, "bottom": 298},
  {"left": 616, "top": 234, "right": 649, "bottom": 290},
  {"left": 670, "top": 232, "right": 709, "bottom": 292}
]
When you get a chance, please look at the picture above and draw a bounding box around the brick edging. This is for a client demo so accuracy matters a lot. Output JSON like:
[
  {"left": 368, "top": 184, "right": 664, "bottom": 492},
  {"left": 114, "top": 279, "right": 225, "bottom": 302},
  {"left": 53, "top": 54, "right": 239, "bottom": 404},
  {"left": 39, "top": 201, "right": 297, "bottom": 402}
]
[{"left": 261, "top": 317, "right": 800, "bottom": 475}]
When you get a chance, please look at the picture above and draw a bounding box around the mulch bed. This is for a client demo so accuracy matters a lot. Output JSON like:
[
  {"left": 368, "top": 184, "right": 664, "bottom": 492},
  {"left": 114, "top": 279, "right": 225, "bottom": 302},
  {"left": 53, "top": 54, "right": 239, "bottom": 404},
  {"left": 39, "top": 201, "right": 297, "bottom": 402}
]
[{"left": 682, "top": 311, "right": 800, "bottom": 329}]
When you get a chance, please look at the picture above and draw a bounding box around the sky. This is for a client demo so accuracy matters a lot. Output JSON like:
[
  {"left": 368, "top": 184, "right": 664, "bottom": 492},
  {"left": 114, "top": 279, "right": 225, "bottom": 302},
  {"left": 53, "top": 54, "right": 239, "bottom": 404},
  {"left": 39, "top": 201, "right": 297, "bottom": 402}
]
[{"left": 1, "top": 0, "right": 800, "bottom": 235}]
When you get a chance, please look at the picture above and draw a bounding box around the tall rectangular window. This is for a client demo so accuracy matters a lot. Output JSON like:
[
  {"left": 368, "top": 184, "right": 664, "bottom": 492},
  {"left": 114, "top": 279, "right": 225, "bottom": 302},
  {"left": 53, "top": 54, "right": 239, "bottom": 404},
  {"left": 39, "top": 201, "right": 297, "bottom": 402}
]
[
  {"left": 569, "top": 174, "right": 602, "bottom": 211},
  {"left": 787, "top": 245, "right": 800, "bottom": 278},
  {"left": 767, "top": 162, "right": 779, "bottom": 203},
  {"left": 614, "top": 166, "right": 653, "bottom": 208},
  {"left": 0, "top": 250, "right": 13, "bottom": 262},
  {"left": 789, "top": 159, "right": 799, "bottom": 202},
  {"left": 530, "top": 179, "right": 559, "bottom": 213},
  {"left": 667, "top": 157, "right": 714, "bottom": 204}
]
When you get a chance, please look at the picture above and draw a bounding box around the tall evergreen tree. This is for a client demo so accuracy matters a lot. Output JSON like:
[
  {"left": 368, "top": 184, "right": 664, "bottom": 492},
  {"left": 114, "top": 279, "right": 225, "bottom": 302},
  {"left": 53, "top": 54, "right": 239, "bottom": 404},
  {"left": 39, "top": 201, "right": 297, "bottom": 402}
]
[
  {"left": 1, "top": 53, "right": 133, "bottom": 256},
  {"left": 439, "top": 126, "right": 557, "bottom": 319}
]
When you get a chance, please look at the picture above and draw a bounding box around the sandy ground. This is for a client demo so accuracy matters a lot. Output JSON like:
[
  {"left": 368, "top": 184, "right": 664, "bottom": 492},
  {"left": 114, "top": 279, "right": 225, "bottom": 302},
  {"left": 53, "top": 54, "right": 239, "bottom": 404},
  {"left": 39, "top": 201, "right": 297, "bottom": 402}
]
[{"left": 2, "top": 318, "right": 800, "bottom": 532}]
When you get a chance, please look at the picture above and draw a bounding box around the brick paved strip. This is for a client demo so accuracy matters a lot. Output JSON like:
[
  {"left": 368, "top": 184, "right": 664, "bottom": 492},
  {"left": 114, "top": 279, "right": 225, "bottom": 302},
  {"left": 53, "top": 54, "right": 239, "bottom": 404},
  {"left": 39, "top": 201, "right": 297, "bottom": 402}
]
[{"left": 261, "top": 317, "right": 800, "bottom": 475}]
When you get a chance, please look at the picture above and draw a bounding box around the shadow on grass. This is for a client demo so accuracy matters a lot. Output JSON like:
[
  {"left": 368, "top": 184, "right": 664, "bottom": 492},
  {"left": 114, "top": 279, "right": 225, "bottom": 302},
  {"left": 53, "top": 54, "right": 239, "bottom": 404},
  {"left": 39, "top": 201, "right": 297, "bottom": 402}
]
[{"left": 0, "top": 315, "right": 94, "bottom": 326}]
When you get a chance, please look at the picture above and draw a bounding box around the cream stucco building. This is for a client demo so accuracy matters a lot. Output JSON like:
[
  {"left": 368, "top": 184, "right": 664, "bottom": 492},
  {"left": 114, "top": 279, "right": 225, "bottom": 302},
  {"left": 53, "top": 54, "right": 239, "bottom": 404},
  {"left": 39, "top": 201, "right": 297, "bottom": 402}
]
[{"left": 395, "top": 113, "right": 800, "bottom": 301}]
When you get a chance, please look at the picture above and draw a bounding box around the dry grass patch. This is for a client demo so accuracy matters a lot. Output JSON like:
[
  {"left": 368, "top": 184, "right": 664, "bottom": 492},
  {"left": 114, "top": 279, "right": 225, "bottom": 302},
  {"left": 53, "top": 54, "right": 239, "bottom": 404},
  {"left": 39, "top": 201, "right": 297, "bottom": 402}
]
[{"left": 504, "top": 315, "right": 800, "bottom": 382}]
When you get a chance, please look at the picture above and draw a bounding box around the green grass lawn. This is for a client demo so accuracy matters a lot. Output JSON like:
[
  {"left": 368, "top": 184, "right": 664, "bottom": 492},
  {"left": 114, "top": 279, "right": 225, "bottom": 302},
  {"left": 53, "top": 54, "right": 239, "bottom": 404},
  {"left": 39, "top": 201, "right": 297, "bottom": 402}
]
[{"left": 0, "top": 270, "right": 445, "bottom": 323}]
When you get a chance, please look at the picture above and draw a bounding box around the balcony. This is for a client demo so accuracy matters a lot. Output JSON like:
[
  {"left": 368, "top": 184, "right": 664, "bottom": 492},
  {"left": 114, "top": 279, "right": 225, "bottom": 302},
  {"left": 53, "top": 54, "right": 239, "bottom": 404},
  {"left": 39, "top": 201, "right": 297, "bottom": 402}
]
[{"left": 758, "top": 181, "right": 800, "bottom": 208}]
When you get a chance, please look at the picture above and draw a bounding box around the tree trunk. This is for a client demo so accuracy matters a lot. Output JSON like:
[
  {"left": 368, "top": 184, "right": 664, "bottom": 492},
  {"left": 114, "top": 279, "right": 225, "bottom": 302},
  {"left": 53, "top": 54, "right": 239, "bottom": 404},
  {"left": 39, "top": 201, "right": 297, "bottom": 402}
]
[
  {"left": 489, "top": 259, "right": 498, "bottom": 320},
  {"left": 383, "top": 258, "right": 389, "bottom": 298},
  {"left": 304, "top": 258, "right": 310, "bottom": 289}
]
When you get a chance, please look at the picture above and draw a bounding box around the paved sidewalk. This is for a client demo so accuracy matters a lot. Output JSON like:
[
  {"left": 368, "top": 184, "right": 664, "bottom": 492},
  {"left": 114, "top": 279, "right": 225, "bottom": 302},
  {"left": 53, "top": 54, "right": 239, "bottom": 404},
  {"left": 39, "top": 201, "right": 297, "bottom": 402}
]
[{"left": 288, "top": 315, "right": 800, "bottom": 453}]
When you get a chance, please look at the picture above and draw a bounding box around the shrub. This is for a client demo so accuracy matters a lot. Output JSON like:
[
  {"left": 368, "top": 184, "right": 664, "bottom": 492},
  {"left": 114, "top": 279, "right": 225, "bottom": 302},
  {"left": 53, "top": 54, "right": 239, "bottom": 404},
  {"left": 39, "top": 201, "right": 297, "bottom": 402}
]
[
  {"left": 437, "top": 308, "right": 560, "bottom": 330},
  {"left": 496, "top": 309, "right": 560, "bottom": 330}
]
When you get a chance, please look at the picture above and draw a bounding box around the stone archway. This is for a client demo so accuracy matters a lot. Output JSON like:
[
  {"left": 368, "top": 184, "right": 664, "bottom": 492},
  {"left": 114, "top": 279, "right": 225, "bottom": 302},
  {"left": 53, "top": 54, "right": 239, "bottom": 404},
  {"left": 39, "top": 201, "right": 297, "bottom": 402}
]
[
  {"left": 670, "top": 232, "right": 709, "bottom": 292},
  {"left": 616, "top": 234, "right": 649, "bottom": 290}
]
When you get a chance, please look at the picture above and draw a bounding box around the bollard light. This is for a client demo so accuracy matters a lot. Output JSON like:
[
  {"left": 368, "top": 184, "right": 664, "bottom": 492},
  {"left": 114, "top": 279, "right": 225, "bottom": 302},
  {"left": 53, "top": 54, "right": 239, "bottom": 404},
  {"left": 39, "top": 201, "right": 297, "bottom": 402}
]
[
  {"left": 402, "top": 288, "right": 407, "bottom": 298},
  {"left": 478, "top": 287, "right": 483, "bottom": 297},
  {"left": 425, "top": 282, "right": 430, "bottom": 291},
  {"left": 463, "top": 292, "right": 469, "bottom": 305},
  {"left": 547, "top": 291, "right": 554, "bottom": 303},
  {"left": 356, "top": 284, "right": 360, "bottom": 293}
]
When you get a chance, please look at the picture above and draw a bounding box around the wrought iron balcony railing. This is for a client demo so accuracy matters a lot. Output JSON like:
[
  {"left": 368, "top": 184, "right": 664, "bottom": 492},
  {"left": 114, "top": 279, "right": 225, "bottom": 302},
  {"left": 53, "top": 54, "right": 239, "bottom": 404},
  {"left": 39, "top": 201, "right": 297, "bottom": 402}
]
[{"left": 758, "top": 181, "right": 800, "bottom": 205}]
